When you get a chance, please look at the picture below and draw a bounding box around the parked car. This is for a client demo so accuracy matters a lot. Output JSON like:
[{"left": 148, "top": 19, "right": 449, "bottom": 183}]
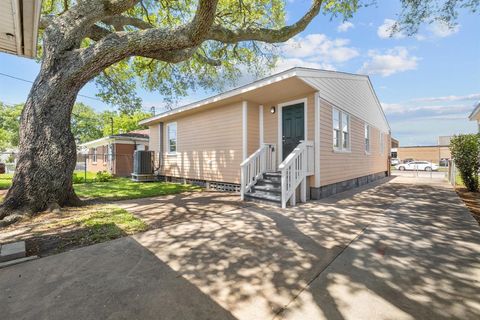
[
  {"left": 439, "top": 158, "right": 449, "bottom": 167},
  {"left": 0, "top": 163, "right": 5, "bottom": 174},
  {"left": 391, "top": 158, "right": 400, "bottom": 165},
  {"left": 395, "top": 161, "right": 439, "bottom": 171}
]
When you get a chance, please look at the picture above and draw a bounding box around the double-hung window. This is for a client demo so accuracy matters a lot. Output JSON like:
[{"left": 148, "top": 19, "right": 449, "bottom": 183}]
[
  {"left": 333, "top": 109, "right": 340, "bottom": 148},
  {"left": 92, "top": 148, "right": 97, "bottom": 163},
  {"left": 167, "top": 122, "right": 177, "bottom": 154},
  {"left": 333, "top": 107, "right": 350, "bottom": 151},
  {"left": 365, "top": 124, "right": 370, "bottom": 153}
]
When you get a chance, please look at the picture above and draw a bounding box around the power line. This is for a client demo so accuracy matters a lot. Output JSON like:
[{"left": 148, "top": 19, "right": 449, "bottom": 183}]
[
  {"left": 0, "top": 71, "right": 165, "bottom": 113},
  {"left": 0, "top": 71, "right": 103, "bottom": 102}
]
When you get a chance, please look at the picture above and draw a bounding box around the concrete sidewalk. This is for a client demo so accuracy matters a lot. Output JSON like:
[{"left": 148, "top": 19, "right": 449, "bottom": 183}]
[{"left": 1, "top": 176, "right": 479, "bottom": 320}]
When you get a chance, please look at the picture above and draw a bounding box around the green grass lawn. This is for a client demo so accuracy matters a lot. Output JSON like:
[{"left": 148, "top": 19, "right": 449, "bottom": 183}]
[
  {"left": 74, "top": 177, "right": 200, "bottom": 201},
  {"left": 456, "top": 173, "right": 464, "bottom": 187},
  {"left": 1, "top": 173, "right": 200, "bottom": 201},
  {"left": 0, "top": 173, "right": 13, "bottom": 190},
  {"left": 48, "top": 205, "right": 149, "bottom": 245}
]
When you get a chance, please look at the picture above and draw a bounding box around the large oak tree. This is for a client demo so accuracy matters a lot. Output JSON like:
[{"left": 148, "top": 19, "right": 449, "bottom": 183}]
[{"left": 0, "top": 0, "right": 477, "bottom": 225}]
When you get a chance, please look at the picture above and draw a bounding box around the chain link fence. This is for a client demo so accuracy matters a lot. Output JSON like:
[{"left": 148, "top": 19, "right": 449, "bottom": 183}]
[
  {"left": 447, "top": 160, "right": 457, "bottom": 188},
  {"left": 1, "top": 152, "right": 135, "bottom": 181}
]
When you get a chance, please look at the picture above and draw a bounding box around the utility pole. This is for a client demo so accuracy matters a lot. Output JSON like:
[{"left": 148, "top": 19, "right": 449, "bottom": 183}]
[{"left": 110, "top": 117, "right": 114, "bottom": 136}]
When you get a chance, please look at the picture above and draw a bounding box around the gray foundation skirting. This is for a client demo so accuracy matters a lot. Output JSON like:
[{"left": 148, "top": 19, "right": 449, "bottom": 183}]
[
  {"left": 310, "top": 171, "right": 388, "bottom": 200},
  {"left": 159, "top": 175, "right": 241, "bottom": 192}
]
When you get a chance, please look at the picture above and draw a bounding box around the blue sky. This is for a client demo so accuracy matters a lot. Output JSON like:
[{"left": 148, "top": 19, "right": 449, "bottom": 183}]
[{"left": 0, "top": 1, "right": 478, "bottom": 146}]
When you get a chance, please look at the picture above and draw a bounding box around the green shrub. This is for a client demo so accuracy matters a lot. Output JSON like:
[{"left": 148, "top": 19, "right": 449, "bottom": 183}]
[
  {"left": 72, "top": 173, "right": 85, "bottom": 184},
  {"left": 96, "top": 170, "right": 113, "bottom": 182},
  {"left": 450, "top": 134, "right": 480, "bottom": 192}
]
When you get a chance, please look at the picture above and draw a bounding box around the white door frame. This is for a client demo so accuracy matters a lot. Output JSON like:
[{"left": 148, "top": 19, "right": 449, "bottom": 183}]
[{"left": 277, "top": 97, "right": 308, "bottom": 165}]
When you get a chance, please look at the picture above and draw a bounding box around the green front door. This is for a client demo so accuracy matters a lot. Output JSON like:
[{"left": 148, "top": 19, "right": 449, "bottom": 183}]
[{"left": 282, "top": 103, "right": 305, "bottom": 160}]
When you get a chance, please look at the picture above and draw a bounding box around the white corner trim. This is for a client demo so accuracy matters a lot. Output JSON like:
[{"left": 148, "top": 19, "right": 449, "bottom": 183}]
[
  {"left": 259, "top": 105, "right": 264, "bottom": 146},
  {"left": 277, "top": 97, "right": 308, "bottom": 164},
  {"left": 242, "top": 101, "right": 248, "bottom": 160},
  {"left": 314, "top": 92, "right": 321, "bottom": 187}
]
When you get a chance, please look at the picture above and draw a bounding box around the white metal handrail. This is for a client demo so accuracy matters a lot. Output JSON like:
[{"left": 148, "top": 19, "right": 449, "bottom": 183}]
[
  {"left": 279, "top": 140, "right": 314, "bottom": 208},
  {"left": 240, "top": 143, "right": 276, "bottom": 199}
]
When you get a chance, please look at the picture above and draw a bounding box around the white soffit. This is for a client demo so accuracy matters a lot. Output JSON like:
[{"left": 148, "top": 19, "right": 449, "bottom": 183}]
[{"left": 0, "top": 0, "right": 42, "bottom": 58}]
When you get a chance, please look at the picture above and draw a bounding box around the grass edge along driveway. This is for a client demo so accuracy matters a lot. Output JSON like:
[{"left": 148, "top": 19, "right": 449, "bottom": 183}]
[{"left": 1, "top": 174, "right": 200, "bottom": 201}]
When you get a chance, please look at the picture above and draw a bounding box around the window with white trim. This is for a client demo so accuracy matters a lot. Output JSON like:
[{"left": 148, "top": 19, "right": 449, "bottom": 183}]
[
  {"left": 167, "top": 122, "right": 177, "bottom": 154},
  {"left": 103, "top": 145, "right": 108, "bottom": 162},
  {"left": 333, "top": 108, "right": 340, "bottom": 148},
  {"left": 333, "top": 107, "right": 350, "bottom": 151},
  {"left": 92, "top": 147, "right": 97, "bottom": 163},
  {"left": 342, "top": 112, "right": 350, "bottom": 149},
  {"left": 380, "top": 132, "right": 384, "bottom": 154},
  {"left": 365, "top": 124, "right": 370, "bottom": 153}
]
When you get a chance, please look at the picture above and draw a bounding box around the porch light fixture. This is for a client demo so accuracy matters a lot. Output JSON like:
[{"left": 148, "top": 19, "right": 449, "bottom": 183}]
[{"left": 270, "top": 106, "right": 276, "bottom": 114}]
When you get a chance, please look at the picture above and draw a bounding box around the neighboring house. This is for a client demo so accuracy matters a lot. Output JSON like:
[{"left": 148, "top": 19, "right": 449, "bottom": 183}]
[
  {"left": 140, "top": 67, "right": 391, "bottom": 207},
  {"left": 0, "top": 0, "right": 42, "bottom": 58},
  {"left": 396, "top": 136, "right": 452, "bottom": 164},
  {"left": 469, "top": 102, "right": 480, "bottom": 132},
  {"left": 79, "top": 130, "right": 149, "bottom": 177},
  {"left": 390, "top": 137, "right": 399, "bottom": 158}
]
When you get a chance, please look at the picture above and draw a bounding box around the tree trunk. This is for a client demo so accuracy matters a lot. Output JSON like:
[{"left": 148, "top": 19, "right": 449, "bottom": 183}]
[{"left": 0, "top": 64, "right": 83, "bottom": 225}]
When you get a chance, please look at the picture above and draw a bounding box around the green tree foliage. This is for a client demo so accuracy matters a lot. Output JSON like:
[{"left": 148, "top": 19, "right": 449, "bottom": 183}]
[
  {"left": 100, "top": 111, "right": 150, "bottom": 136},
  {"left": 450, "top": 134, "right": 480, "bottom": 192},
  {"left": 37, "top": 0, "right": 479, "bottom": 108},
  {"left": 1, "top": 101, "right": 150, "bottom": 146},
  {"left": 71, "top": 103, "right": 104, "bottom": 144},
  {"left": 0, "top": 103, "right": 22, "bottom": 151}
]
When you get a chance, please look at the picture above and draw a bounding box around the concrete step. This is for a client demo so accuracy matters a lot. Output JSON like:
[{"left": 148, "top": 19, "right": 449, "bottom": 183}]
[
  {"left": 245, "top": 190, "right": 281, "bottom": 204},
  {"left": 0, "top": 241, "right": 26, "bottom": 263},
  {"left": 263, "top": 172, "right": 281, "bottom": 183},
  {"left": 256, "top": 179, "right": 281, "bottom": 188},
  {"left": 252, "top": 185, "right": 281, "bottom": 194},
  {"left": 0, "top": 256, "right": 38, "bottom": 269}
]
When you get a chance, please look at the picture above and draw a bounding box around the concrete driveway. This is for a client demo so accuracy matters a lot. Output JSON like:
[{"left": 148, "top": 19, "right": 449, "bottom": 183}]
[{"left": 1, "top": 176, "right": 479, "bottom": 320}]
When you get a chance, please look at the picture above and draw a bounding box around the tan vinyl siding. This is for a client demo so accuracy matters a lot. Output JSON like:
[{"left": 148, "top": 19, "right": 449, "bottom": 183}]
[
  {"left": 149, "top": 124, "right": 160, "bottom": 167},
  {"left": 151, "top": 102, "right": 243, "bottom": 183},
  {"left": 319, "top": 99, "right": 389, "bottom": 186}
]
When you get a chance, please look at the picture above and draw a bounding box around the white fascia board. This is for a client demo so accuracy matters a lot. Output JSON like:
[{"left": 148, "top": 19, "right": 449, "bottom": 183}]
[{"left": 139, "top": 68, "right": 302, "bottom": 125}]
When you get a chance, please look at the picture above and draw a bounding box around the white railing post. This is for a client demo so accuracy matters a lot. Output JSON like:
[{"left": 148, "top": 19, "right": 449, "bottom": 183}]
[
  {"left": 279, "top": 140, "right": 314, "bottom": 208},
  {"left": 240, "top": 143, "right": 277, "bottom": 198}
]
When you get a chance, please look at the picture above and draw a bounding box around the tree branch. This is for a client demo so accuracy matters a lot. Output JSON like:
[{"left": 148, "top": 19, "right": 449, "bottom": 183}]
[
  {"left": 74, "top": 0, "right": 220, "bottom": 80},
  {"left": 208, "top": 0, "right": 323, "bottom": 43},
  {"left": 102, "top": 16, "right": 154, "bottom": 31}
]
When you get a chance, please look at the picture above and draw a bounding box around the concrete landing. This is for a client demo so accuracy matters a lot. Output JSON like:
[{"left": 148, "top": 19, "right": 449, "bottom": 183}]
[{"left": 0, "top": 241, "right": 25, "bottom": 263}]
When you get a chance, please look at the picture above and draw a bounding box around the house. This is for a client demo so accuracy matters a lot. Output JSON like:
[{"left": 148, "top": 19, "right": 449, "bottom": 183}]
[
  {"left": 0, "top": 0, "right": 42, "bottom": 58},
  {"left": 140, "top": 67, "right": 391, "bottom": 208},
  {"left": 79, "top": 130, "right": 149, "bottom": 177},
  {"left": 396, "top": 136, "right": 452, "bottom": 165},
  {"left": 469, "top": 102, "right": 480, "bottom": 132}
]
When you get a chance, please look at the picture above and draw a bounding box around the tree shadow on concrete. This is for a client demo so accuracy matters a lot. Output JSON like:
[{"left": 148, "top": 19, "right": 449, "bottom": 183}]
[{"left": 133, "top": 178, "right": 480, "bottom": 319}]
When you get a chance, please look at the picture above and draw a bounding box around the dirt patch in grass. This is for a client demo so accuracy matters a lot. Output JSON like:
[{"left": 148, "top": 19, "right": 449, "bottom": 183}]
[
  {"left": 0, "top": 205, "right": 148, "bottom": 257},
  {"left": 456, "top": 188, "right": 480, "bottom": 224}
]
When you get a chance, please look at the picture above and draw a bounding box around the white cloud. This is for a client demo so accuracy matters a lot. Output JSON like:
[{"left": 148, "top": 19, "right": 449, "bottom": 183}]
[
  {"left": 413, "top": 93, "right": 480, "bottom": 103},
  {"left": 382, "top": 102, "right": 472, "bottom": 115},
  {"left": 274, "top": 58, "right": 335, "bottom": 73},
  {"left": 377, "top": 19, "right": 405, "bottom": 39},
  {"left": 337, "top": 21, "right": 354, "bottom": 33},
  {"left": 427, "top": 21, "right": 460, "bottom": 38},
  {"left": 282, "top": 34, "right": 359, "bottom": 63},
  {"left": 358, "top": 47, "right": 419, "bottom": 77},
  {"left": 274, "top": 33, "right": 359, "bottom": 72}
]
